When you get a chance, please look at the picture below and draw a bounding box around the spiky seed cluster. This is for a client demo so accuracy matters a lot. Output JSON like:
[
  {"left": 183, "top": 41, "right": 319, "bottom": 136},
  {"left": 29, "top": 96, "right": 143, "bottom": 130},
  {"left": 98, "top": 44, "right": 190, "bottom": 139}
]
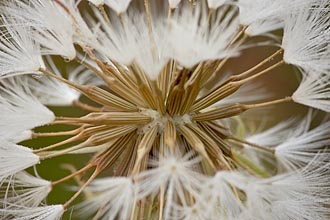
[{"left": 0, "top": 0, "right": 329, "bottom": 220}]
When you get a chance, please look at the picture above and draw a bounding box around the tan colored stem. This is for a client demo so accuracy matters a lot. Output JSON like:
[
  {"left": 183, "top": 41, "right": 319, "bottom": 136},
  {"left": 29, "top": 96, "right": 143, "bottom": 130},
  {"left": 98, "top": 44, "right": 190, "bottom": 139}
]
[
  {"left": 73, "top": 100, "right": 103, "bottom": 112},
  {"left": 244, "top": 97, "right": 292, "bottom": 109},
  {"left": 236, "top": 60, "right": 285, "bottom": 84},
  {"left": 63, "top": 168, "right": 99, "bottom": 209},
  {"left": 229, "top": 136, "right": 275, "bottom": 153},
  {"left": 52, "top": 164, "right": 95, "bottom": 186},
  {"left": 234, "top": 49, "right": 283, "bottom": 80},
  {"left": 33, "top": 134, "right": 83, "bottom": 153},
  {"left": 32, "top": 127, "right": 82, "bottom": 138}
]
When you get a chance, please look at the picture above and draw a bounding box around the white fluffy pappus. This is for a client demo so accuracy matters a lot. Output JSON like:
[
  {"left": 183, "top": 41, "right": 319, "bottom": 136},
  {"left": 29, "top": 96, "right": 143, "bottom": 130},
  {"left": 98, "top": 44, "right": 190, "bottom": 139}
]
[
  {"left": 76, "top": 177, "right": 134, "bottom": 220},
  {"left": 169, "top": 201, "right": 210, "bottom": 220},
  {"left": 253, "top": 162, "right": 330, "bottom": 220},
  {"left": 92, "top": 8, "right": 169, "bottom": 80},
  {"left": 215, "top": 161, "right": 330, "bottom": 220},
  {"left": 0, "top": 172, "right": 51, "bottom": 208},
  {"left": 136, "top": 150, "right": 206, "bottom": 220},
  {"left": 88, "top": 0, "right": 132, "bottom": 14},
  {"left": 275, "top": 115, "right": 330, "bottom": 170},
  {"left": 0, "top": 139, "right": 40, "bottom": 182},
  {"left": 168, "top": 3, "right": 240, "bottom": 68},
  {"left": 241, "top": 118, "right": 299, "bottom": 169},
  {"left": 282, "top": 1, "right": 330, "bottom": 73},
  {"left": 292, "top": 70, "right": 330, "bottom": 112},
  {"left": 93, "top": 1, "right": 241, "bottom": 80},
  {"left": 207, "top": 0, "right": 230, "bottom": 9},
  {"left": 236, "top": 0, "right": 286, "bottom": 35},
  {"left": 245, "top": 117, "right": 299, "bottom": 147},
  {"left": 199, "top": 171, "right": 245, "bottom": 220},
  {"left": 168, "top": 0, "right": 182, "bottom": 9},
  {"left": 28, "top": 57, "right": 102, "bottom": 106},
  {"left": 88, "top": 0, "right": 104, "bottom": 6},
  {"left": 4, "top": 130, "right": 33, "bottom": 144},
  {"left": 0, "top": 77, "right": 55, "bottom": 141},
  {"left": 0, "top": 17, "right": 44, "bottom": 77},
  {"left": 104, "top": 0, "right": 133, "bottom": 14},
  {"left": 0, "top": 204, "right": 64, "bottom": 220},
  {"left": 237, "top": 0, "right": 317, "bottom": 35},
  {"left": 2, "top": 0, "right": 76, "bottom": 60}
]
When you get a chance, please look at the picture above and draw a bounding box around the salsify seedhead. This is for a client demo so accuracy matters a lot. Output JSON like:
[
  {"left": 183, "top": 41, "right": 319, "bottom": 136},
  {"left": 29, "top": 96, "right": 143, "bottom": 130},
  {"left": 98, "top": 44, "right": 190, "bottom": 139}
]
[{"left": 0, "top": 0, "right": 329, "bottom": 220}]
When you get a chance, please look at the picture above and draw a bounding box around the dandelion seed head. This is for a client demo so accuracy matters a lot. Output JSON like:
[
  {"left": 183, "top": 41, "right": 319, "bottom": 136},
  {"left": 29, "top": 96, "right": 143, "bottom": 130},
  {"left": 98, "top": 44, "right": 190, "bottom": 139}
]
[{"left": 0, "top": 0, "right": 329, "bottom": 220}]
